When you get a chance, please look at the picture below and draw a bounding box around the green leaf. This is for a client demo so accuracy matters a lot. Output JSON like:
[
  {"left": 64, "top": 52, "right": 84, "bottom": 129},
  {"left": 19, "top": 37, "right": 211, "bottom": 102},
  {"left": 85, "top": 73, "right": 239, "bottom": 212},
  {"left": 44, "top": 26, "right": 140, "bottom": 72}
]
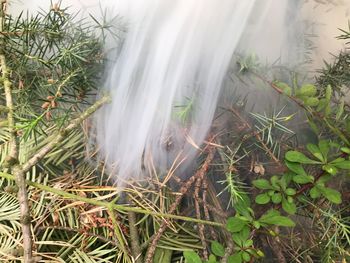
[
  {"left": 275, "top": 82, "right": 292, "bottom": 96},
  {"left": 244, "top": 239, "right": 253, "bottom": 247},
  {"left": 285, "top": 161, "right": 307, "bottom": 176},
  {"left": 336, "top": 100, "right": 344, "bottom": 120},
  {"left": 207, "top": 254, "right": 217, "bottom": 263},
  {"left": 232, "top": 234, "right": 243, "bottom": 247},
  {"left": 306, "top": 144, "right": 324, "bottom": 162},
  {"left": 340, "top": 147, "right": 350, "bottom": 154},
  {"left": 322, "top": 164, "right": 338, "bottom": 175},
  {"left": 184, "top": 251, "right": 202, "bottom": 263},
  {"left": 318, "top": 140, "right": 330, "bottom": 159},
  {"left": 211, "top": 241, "right": 225, "bottom": 257},
  {"left": 325, "top": 85, "right": 332, "bottom": 102},
  {"left": 271, "top": 193, "right": 282, "bottom": 204},
  {"left": 293, "top": 174, "right": 314, "bottom": 184},
  {"left": 297, "top": 84, "right": 317, "bottom": 97},
  {"left": 270, "top": 175, "right": 280, "bottom": 190},
  {"left": 319, "top": 187, "right": 342, "bottom": 204},
  {"left": 255, "top": 193, "right": 270, "bottom": 204},
  {"left": 239, "top": 226, "right": 251, "bottom": 241},
  {"left": 226, "top": 217, "right": 247, "bottom": 233},
  {"left": 285, "top": 151, "right": 320, "bottom": 164},
  {"left": 242, "top": 251, "right": 251, "bottom": 262},
  {"left": 259, "top": 210, "right": 295, "bottom": 227},
  {"left": 285, "top": 188, "right": 296, "bottom": 196},
  {"left": 332, "top": 160, "right": 350, "bottom": 169},
  {"left": 228, "top": 253, "right": 242, "bottom": 263},
  {"left": 282, "top": 198, "right": 296, "bottom": 214},
  {"left": 252, "top": 179, "right": 271, "bottom": 190},
  {"left": 316, "top": 98, "right": 327, "bottom": 112},
  {"left": 304, "top": 97, "right": 319, "bottom": 107},
  {"left": 310, "top": 186, "right": 321, "bottom": 199}
]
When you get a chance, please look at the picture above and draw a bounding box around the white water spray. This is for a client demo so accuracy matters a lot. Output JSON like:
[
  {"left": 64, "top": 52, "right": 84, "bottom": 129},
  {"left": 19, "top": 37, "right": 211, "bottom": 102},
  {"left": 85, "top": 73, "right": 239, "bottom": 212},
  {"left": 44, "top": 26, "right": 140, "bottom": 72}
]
[
  {"left": 95, "top": 0, "right": 261, "bottom": 181},
  {"left": 9, "top": 0, "right": 350, "bottom": 183}
]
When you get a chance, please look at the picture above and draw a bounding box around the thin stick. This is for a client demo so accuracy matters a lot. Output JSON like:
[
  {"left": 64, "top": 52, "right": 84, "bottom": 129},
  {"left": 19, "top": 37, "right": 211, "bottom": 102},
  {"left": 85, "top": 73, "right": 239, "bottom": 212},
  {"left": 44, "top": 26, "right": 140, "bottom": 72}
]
[
  {"left": 194, "top": 176, "right": 207, "bottom": 260},
  {"left": 144, "top": 147, "right": 216, "bottom": 263},
  {"left": 127, "top": 199, "right": 143, "bottom": 263}
]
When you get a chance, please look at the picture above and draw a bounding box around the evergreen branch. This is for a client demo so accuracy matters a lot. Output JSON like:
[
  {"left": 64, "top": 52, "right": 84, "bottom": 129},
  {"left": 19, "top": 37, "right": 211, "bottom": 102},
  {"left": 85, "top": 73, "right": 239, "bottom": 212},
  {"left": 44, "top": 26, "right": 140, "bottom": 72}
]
[
  {"left": 21, "top": 95, "right": 110, "bottom": 173},
  {"left": 0, "top": 172, "right": 223, "bottom": 227},
  {"left": 145, "top": 146, "right": 216, "bottom": 263},
  {"left": 1, "top": 1, "right": 33, "bottom": 262}
]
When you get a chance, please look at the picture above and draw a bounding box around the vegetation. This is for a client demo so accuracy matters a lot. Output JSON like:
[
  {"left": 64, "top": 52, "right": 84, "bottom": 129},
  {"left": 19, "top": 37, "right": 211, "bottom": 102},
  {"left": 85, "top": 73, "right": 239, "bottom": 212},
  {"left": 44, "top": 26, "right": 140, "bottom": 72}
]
[{"left": 0, "top": 2, "right": 349, "bottom": 263}]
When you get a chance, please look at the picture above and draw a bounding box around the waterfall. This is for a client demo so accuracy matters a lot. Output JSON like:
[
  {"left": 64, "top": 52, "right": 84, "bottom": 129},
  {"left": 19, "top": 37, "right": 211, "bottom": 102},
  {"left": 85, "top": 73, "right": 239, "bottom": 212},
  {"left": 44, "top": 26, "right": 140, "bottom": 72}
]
[
  {"left": 96, "top": 0, "right": 263, "bottom": 182},
  {"left": 9, "top": 0, "right": 350, "bottom": 183}
]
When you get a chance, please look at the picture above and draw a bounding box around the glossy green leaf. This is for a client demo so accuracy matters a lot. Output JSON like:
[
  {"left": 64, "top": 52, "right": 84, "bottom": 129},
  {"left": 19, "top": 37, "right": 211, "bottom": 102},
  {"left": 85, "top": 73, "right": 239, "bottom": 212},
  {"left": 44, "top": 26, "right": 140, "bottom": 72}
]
[
  {"left": 211, "top": 241, "right": 225, "bottom": 257},
  {"left": 259, "top": 210, "right": 295, "bottom": 227},
  {"left": 207, "top": 254, "right": 217, "bottom": 263},
  {"left": 271, "top": 193, "right": 282, "bottom": 204},
  {"left": 310, "top": 186, "right": 321, "bottom": 199},
  {"left": 293, "top": 174, "right": 314, "bottom": 184},
  {"left": 282, "top": 198, "right": 296, "bottom": 214},
  {"left": 333, "top": 160, "right": 350, "bottom": 169},
  {"left": 242, "top": 251, "right": 251, "bottom": 262},
  {"left": 306, "top": 143, "right": 324, "bottom": 162},
  {"left": 228, "top": 253, "right": 242, "bottom": 263},
  {"left": 226, "top": 217, "right": 247, "bottom": 233},
  {"left": 320, "top": 187, "right": 342, "bottom": 204},
  {"left": 285, "top": 188, "right": 296, "bottom": 196},
  {"left": 252, "top": 179, "right": 271, "bottom": 190},
  {"left": 318, "top": 140, "right": 330, "bottom": 158},
  {"left": 183, "top": 251, "right": 202, "bottom": 263},
  {"left": 285, "top": 151, "right": 319, "bottom": 164},
  {"left": 285, "top": 161, "right": 307, "bottom": 176},
  {"left": 322, "top": 164, "right": 338, "bottom": 175},
  {"left": 255, "top": 193, "right": 270, "bottom": 204}
]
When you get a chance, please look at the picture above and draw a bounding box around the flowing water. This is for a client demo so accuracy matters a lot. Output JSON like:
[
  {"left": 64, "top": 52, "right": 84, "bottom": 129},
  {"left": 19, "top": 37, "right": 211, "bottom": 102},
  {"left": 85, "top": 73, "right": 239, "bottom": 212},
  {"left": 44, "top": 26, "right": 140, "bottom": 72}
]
[{"left": 9, "top": 0, "right": 350, "bottom": 183}]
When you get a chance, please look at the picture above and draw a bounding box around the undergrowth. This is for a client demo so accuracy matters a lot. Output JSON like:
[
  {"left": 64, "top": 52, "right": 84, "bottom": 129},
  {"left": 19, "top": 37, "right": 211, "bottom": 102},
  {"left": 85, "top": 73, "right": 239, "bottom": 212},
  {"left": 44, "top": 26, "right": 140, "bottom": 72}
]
[{"left": 0, "top": 2, "right": 349, "bottom": 263}]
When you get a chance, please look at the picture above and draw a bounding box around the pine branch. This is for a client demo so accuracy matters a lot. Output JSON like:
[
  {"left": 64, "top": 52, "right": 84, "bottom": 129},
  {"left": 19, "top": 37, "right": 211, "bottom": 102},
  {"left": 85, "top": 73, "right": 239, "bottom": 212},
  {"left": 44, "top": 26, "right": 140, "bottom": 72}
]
[
  {"left": 1, "top": 1, "right": 33, "bottom": 262},
  {"left": 21, "top": 95, "right": 110, "bottom": 173},
  {"left": 0, "top": 171, "right": 223, "bottom": 227},
  {"left": 144, "top": 147, "right": 216, "bottom": 263}
]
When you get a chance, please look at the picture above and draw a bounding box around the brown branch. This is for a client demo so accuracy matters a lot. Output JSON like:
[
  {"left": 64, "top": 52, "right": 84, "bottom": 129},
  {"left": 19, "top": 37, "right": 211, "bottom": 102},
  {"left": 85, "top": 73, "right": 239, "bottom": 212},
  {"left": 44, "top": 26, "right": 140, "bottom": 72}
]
[
  {"left": 194, "top": 176, "right": 208, "bottom": 260},
  {"left": 144, "top": 147, "right": 216, "bottom": 263},
  {"left": 127, "top": 203, "right": 143, "bottom": 263},
  {"left": 1, "top": 1, "right": 33, "bottom": 261},
  {"left": 21, "top": 95, "right": 110, "bottom": 173},
  {"left": 202, "top": 178, "right": 218, "bottom": 240}
]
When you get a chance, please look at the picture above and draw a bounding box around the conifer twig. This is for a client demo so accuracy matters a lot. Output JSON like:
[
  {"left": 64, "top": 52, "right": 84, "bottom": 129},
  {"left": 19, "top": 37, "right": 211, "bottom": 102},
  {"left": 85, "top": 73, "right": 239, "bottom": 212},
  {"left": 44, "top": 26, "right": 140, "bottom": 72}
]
[
  {"left": 21, "top": 95, "right": 110, "bottom": 173},
  {"left": 144, "top": 147, "right": 216, "bottom": 263},
  {"left": 1, "top": 1, "right": 33, "bottom": 261}
]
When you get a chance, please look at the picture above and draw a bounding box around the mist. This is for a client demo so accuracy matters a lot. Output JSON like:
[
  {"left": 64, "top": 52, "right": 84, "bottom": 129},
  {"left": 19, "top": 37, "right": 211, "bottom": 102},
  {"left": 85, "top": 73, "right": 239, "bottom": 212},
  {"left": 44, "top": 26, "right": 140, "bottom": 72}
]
[{"left": 8, "top": 0, "right": 350, "bottom": 183}]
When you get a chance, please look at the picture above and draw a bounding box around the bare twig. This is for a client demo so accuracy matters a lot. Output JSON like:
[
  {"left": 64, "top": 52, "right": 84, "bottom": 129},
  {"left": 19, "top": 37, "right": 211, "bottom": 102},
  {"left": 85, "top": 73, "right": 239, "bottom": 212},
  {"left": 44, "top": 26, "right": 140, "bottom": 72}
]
[
  {"left": 144, "top": 147, "right": 216, "bottom": 263},
  {"left": 194, "top": 176, "right": 208, "bottom": 260},
  {"left": 127, "top": 199, "right": 143, "bottom": 263}
]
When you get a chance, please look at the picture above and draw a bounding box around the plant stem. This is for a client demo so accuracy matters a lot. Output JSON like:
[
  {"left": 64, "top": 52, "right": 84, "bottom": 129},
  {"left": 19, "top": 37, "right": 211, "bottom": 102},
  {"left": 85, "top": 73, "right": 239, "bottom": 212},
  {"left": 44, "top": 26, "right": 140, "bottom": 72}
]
[
  {"left": 144, "top": 147, "right": 216, "bottom": 263},
  {"left": 0, "top": 172, "right": 223, "bottom": 227},
  {"left": 128, "top": 209, "right": 143, "bottom": 263},
  {"left": 1, "top": 1, "right": 33, "bottom": 261},
  {"left": 21, "top": 95, "right": 110, "bottom": 173}
]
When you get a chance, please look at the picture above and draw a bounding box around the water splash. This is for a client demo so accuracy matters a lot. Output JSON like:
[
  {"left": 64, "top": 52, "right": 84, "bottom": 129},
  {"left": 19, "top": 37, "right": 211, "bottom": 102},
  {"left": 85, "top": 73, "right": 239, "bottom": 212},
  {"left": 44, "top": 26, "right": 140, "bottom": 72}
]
[{"left": 96, "top": 0, "right": 260, "bottom": 182}]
